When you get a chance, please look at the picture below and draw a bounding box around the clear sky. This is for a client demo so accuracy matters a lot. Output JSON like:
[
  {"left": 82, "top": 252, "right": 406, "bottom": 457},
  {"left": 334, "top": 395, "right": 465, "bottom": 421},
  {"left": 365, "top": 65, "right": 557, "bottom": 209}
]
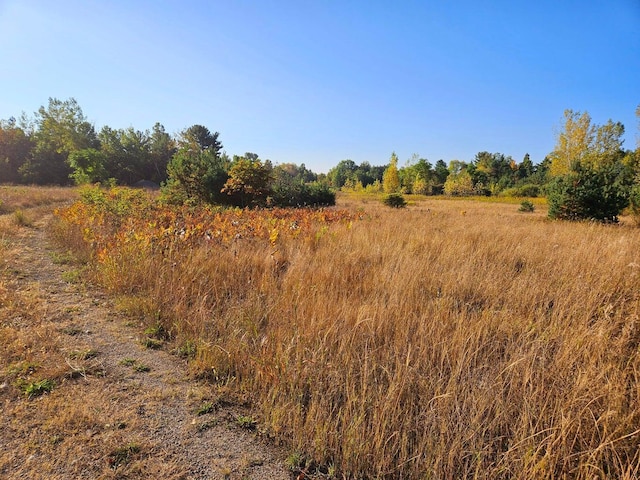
[{"left": 1, "top": 1, "right": 639, "bottom": 173}]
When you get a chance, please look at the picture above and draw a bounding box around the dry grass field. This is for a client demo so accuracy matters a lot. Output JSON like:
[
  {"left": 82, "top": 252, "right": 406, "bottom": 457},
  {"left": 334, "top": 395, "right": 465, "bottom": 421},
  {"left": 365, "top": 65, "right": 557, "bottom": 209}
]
[
  {"left": 0, "top": 187, "right": 289, "bottom": 479},
  {"left": 4, "top": 185, "right": 640, "bottom": 479}
]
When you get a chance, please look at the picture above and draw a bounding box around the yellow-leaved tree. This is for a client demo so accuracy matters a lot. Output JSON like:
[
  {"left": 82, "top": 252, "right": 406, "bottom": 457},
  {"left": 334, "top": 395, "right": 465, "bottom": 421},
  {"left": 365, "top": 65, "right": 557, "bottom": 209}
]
[
  {"left": 549, "top": 109, "right": 625, "bottom": 176},
  {"left": 382, "top": 152, "right": 400, "bottom": 193}
]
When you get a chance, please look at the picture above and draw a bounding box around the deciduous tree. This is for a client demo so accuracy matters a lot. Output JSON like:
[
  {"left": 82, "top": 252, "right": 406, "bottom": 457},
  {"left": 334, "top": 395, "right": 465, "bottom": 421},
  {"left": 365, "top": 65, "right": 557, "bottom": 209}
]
[
  {"left": 21, "top": 98, "right": 99, "bottom": 184},
  {"left": 0, "top": 118, "right": 33, "bottom": 183},
  {"left": 382, "top": 152, "right": 400, "bottom": 193},
  {"left": 222, "top": 154, "right": 273, "bottom": 207}
]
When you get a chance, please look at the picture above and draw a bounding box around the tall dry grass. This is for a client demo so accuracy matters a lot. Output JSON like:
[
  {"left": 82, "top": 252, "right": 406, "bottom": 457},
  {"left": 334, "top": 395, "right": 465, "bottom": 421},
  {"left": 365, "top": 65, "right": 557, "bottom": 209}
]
[
  {"left": 55, "top": 193, "right": 640, "bottom": 479},
  {"left": 0, "top": 185, "right": 78, "bottom": 213}
]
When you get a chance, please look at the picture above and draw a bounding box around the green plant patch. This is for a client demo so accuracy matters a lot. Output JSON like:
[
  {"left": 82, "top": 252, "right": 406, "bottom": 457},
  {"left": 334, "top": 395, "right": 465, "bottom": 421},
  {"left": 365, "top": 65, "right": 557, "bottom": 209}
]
[
  {"left": 141, "top": 337, "right": 163, "bottom": 349},
  {"left": 119, "top": 358, "right": 137, "bottom": 367},
  {"left": 133, "top": 363, "right": 150, "bottom": 373},
  {"left": 68, "top": 349, "right": 98, "bottom": 360},
  {"left": 518, "top": 200, "right": 535, "bottom": 212},
  {"left": 196, "top": 401, "right": 216, "bottom": 416},
  {"left": 236, "top": 415, "right": 256, "bottom": 430},
  {"left": 108, "top": 443, "right": 140, "bottom": 469},
  {"left": 175, "top": 339, "right": 197, "bottom": 358},
  {"left": 61, "top": 268, "right": 82, "bottom": 283},
  {"left": 382, "top": 193, "right": 407, "bottom": 208},
  {"left": 18, "top": 378, "right": 54, "bottom": 398}
]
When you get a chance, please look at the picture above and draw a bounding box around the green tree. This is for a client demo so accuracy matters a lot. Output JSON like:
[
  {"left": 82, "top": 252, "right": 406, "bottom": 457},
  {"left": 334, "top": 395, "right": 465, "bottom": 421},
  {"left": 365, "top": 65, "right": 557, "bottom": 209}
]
[
  {"left": 147, "top": 122, "right": 175, "bottom": 184},
  {"left": 99, "top": 126, "right": 152, "bottom": 185},
  {"left": 546, "top": 109, "right": 632, "bottom": 222},
  {"left": 433, "top": 159, "right": 450, "bottom": 186},
  {"left": 472, "top": 151, "right": 515, "bottom": 194},
  {"left": 443, "top": 169, "right": 474, "bottom": 196},
  {"left": 0, "top": 118, "right": 33, "bottom": 183},
  {"left": 222, "top": 154, "right": 273, "bottom": 207},
  {"left": 327, "top": 159, "right": 357, "bottom": 188},
  {"left": 21, "top": 98, "right": 98, "bottom": 184},
  {"left": 547, "top": 161, "right": 631, "bottom": 222},
  {"left": 628, "top": 105, "right": 640, "bottom": 224},
  {"left": 518, "top": 153, "right": 534, "bottom": 180},
  {"left": 383, "top": 152, "right": 401, "bottom": 193},
  {"left": 179, "top": 124, "right": 222, "bottom": 153},
  {"left": 270, "top": 163, "right": 334, "bottom": 207},
  {"left": 399, "top": 154, "right": 434, "bottom": 194},
  {"left": 162, "top": 126, "right": 227, "bottom": 204},
  {"left": 68, "top": 148, "right": 108, "bottom": 184}
]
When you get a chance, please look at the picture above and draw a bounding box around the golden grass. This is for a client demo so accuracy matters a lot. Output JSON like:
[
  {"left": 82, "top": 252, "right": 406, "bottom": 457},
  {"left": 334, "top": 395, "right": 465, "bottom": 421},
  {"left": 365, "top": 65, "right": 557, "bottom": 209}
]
[
  {"left": 53, "top": 190, "right": 640, "bottom": 479},
  {"left": 0, "top": 185, "right": 78, "bottom": 213}
]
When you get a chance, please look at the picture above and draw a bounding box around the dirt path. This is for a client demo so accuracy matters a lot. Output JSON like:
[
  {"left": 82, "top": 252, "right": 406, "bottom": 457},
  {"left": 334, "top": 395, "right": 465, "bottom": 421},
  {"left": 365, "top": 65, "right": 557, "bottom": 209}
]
[{"left": 0, "top": 211, "right": 291, "bottom": 479}]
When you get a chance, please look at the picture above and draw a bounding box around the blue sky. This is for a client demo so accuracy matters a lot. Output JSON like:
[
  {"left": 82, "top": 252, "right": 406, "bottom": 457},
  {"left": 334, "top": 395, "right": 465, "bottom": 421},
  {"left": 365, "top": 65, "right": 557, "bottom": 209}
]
[{"left": 1, "top": 1, "right": 639, "bottom": 173}]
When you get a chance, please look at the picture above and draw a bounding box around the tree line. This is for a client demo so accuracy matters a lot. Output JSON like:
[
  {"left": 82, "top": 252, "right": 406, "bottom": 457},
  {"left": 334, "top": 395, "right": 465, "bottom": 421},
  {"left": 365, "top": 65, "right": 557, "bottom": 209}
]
[
  {"left": 1, "top": 98, "right": 639, "bottom": 220},
  {"left": 327, "top": 108, "right": 640, "bottom": 222},
  {"left": 0, "top": 98, "right": 333, "bottom": 207}
]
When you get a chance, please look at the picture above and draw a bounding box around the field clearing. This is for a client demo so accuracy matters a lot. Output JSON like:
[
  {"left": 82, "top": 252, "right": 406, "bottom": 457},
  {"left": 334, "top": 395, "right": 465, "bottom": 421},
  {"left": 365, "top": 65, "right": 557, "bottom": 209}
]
[
  {"left": 26, "top": 187, "right": 640, "bottom": 477},
  {"left": 0, "top": 185, "right": 78, "bottom": 213}
]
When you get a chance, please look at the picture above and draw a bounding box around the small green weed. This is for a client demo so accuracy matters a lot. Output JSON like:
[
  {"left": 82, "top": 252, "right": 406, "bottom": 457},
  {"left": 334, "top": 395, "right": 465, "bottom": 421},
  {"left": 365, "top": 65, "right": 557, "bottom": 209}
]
[
  {"left": 285, "top": 452, "right": 306, "bottom": 471},
  {"left": 144, "top": 323, "right": 162, "bottom": 337},
  {"left": 141, "top": 337, "right": 163, "bottom": 349},
  {"left": 61, "top": 326, "right": 82, "bottom": 336},
  {"left": 6, "top": 361, "right": 39, "bottom": 376},
  {"left": 236, "top": 415, "right": 256, "bottom": 430},
  {"left": 196, "top": 401, "right": 216, "bottom": 416},
  {"left": 119, "top": 358, "right": 137, "bottom": 367},
  {"left": 176, "top": 339, "right": 197, "bottom": 358},
  {"left": 12, "top": 209, "right": 33, "bottom": 227},
  {"left": 119, "top": 357, "right": 149, "bottom": 372},
  {"left": 61, "top": 268, "right": 82, "bottom": 283},
  {"left": 19, "top": 378, "right": 54, "bottom": 398},
  {"left": 68, "top": 349, "right": 98, "bottom": 360},
  {"left": 49, "top": 250, "right": 76, "bottom": 265}
]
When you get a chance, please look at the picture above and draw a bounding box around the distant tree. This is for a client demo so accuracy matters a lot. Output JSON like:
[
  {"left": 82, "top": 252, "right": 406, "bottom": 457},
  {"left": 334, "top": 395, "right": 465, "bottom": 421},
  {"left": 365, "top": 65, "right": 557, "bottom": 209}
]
[
  {"left": 99, "top": 126, "right": 152, "bottom": 185},
  {"left": 222, "top": 154, "right": 273, "bottom": 207},
  {"left": 147, "top": 122, "right": 175, "bottom": 184},
  {"left": 0, "top": 119, "right": 33, "bottom": 183},
  {"left": 327, "top": 159, "right": 357, "bottom": 188},
  {"left": 444, "top": 170, "right": 474, "bottom": 196},
  {"left": 383, "top": 152, "right": 401, "bottom": 193},
  {"left": 548, "top": 110, "right": 624, "bottom": 177},
  {"left": 433, "top": 159, "right": 450, "bottom": 186},
  {"left": 68, "top": 148, "right": 108, "bottom": 184},
  {"left": 472, "top": 151, "right": 514, "bottom": 194},
  {"left": 399, "top": 154, "right": 434, "bottom": 194},
  {"left": 162, "top": 127, "right": 227, "bottom": 204},
  {"left": 179, "top": 125, "right": 222, "bottom": 154},
  {"left": 518, "top": 153, "right": 534, "bottom": 180},
  {"left": 443, "top": 160, "right": 474, "bottom": 196},
  {"left": 547, "top": 161, "right": 631, "bottom": 222},
  {"left": 21, "top": 97, "right": 98, "bottom": 184}
]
